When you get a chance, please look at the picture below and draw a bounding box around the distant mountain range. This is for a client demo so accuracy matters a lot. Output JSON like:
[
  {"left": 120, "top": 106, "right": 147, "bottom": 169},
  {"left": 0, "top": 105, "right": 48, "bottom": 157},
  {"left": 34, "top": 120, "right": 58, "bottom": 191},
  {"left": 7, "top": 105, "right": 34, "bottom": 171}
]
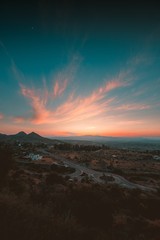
[
  {"left": 0, "top": 131, "right": 60, "bottom": 144},
  {"left": 0, "top": 132, "right": 160, "bottom": 147},
  {"left": 51, "top": 135, "right": 160, "bottom": 150},
  {"left": 51, "top": 135, "right": 160, "bottom": 143}
]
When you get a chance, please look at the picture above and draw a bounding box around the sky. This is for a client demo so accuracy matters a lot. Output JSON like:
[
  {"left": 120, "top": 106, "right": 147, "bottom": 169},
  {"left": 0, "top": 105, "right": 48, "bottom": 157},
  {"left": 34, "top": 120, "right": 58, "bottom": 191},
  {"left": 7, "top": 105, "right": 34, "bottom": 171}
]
[{"left": 0, "top": 0, "right": 160, "bottom": 137}]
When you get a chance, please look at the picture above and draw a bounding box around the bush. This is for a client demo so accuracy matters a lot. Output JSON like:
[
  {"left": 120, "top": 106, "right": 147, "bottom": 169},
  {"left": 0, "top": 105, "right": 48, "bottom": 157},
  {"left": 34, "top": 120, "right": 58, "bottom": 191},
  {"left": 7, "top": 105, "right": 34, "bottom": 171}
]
[
  {"left": 46, "top": 172, "right": 64, "bottom": 185},
  {"left": 70, "top": 185, "right": 113, "bottom": 230},
  {"left": 0, "top": 145, "right": 14, "bottom": 183}
]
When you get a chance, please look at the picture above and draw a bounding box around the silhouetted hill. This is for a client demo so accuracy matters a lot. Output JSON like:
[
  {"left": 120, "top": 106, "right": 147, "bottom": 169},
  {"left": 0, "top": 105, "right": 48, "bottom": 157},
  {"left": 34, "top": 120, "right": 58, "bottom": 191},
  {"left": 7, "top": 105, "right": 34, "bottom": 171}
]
[
  {"left": 10, "top": 131, "right": 28, "bottom": 141},
  {"left": 15, "top": 131, "right": 27, "bottom": 137},
  {"left": 53, "top": 135, "right": 160, "bottom": 143},
  {"left": 27, "top": 132, "right": 44, "bottom": 140},
  {"left": 0, "top": 131, "right": 61, "bottom": 144}
]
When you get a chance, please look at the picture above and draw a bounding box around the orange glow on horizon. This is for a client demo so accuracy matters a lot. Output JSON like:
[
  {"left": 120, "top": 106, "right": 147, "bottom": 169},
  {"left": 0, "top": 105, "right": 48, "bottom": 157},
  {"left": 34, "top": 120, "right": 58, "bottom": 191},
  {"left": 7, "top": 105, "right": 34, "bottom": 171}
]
[
  {"left": 1, "top": 126, "right": 160, "bottom": 138},
  {"left": 42, "top": 130, "right": 160, "bottom": 138}
]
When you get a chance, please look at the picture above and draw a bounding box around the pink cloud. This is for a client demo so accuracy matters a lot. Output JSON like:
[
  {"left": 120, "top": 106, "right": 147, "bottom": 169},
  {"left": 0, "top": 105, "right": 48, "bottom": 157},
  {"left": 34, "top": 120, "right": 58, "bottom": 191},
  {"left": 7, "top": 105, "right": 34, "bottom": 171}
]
[
  {"left": 53, "top": 95, "right": 114, "bottom": 123},
  {"left": 52, "top": 55, "right": 81, "bottom": 99},
  {"left": 53, "top": 79, "right": 68, "bottom": 98},
  {"left": 50, "top": 76, "right": 127, "bottom": 124},
  {"left": 20, "top": 84, "right": 49, "bottom": 124},
  {"left": 116, "top": 103, "right": 151, "bottom": 111},
  {"left": 18, "top": 66, "right": 132, "bottom": 125},
  {"left": 97, "top": 70, "right": 131, "bottom": 97},
  {"left": 118, "top": 120, "right": 144, "bottom": 125},
  {"left": 105, "top": 79, "right": 127, "bottom": 92},
  {"left": 13, "top": 52, "right": 132, "bottom": 125},
  {"left": 12, "top": 117, "right": 25, "bottom": 123},
  {"left": 19, "top": 78, "right": 125, "bottom": 125}
]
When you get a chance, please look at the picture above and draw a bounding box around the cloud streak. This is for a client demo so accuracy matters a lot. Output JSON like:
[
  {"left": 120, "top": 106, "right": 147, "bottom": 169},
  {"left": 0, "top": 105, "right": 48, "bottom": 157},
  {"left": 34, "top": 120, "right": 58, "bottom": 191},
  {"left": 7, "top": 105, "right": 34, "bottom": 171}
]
[
  {"left": 52, "top": 54, "right": 82, "bottom": 99},
  {"left": 53, "top": 79, "right": 68, "bottom": 98},
  {"left": 116, "top": 103, "right": 151, "bottom": 111},
  {"left": 19, "top": 73, "right": 129, "bottom": 125},
  {"left": 117, "top": 120, "right": 144, "bottom": 125},
  {"left": 20, "top": 84, "right": 50, "bottom": 124}
]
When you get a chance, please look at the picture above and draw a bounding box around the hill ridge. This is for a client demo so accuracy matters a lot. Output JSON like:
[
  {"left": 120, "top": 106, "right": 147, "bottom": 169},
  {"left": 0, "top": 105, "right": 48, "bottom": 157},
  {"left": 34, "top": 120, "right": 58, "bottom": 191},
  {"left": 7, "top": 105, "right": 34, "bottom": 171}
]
[{"left": 0, "top": 131, "right": 61, "bottom": 144}]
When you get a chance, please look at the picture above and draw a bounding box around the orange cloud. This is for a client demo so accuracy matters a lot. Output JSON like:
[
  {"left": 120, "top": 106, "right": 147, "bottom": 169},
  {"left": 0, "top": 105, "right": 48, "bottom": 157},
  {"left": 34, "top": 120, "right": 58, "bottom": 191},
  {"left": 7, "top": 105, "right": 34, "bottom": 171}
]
[
  {"left": 84, "top": 73, "right": 130, "bottom": 106},
  {"left": 20, "top": 84, "right": 50, "bottom": 124},
  {"left": 19, "top": 75, "right": 128, "bottom": 125},
  {"left": 117, "top": 120, "right": 144, "bottom": 125},
  {"left": 48, "top": 75, "right": 129, "bottom": 125},
  {"left": 52, "top": 54, "right": 81, "bottom": 99},
  {"left": 12, "top": 117, "right": 25, "bottom": 123},
  {"left": 105, "top": 79, "right": 128, "bottom": 92},
  {"left": 53, "top": 79, "right": 68, "bottom": 98}
]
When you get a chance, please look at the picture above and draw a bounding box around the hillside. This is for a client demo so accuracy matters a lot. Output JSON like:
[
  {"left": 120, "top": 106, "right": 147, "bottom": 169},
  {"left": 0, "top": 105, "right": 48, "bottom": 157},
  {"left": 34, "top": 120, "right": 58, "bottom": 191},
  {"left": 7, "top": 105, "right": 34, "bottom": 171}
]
[{"left": 0, "top": 131, "right": 61, "bottom": 144}]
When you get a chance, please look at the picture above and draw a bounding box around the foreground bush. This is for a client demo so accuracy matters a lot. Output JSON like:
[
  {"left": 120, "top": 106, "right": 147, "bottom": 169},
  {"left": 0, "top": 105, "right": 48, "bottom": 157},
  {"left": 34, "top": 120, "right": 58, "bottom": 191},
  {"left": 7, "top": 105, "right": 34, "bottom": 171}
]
[
  {"left": 0, "top": 145, "right": 14, "bottom": 183},
  {"left": 0, "top": 178, "right": 160, "bottom": 240}
]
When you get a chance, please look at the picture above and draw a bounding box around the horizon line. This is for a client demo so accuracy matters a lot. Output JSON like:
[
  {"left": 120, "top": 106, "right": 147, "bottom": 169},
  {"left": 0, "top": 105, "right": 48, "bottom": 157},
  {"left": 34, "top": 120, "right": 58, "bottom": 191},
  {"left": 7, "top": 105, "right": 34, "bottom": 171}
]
[{"left": 1, "top": 131, "right": 160, "bottom": 139}]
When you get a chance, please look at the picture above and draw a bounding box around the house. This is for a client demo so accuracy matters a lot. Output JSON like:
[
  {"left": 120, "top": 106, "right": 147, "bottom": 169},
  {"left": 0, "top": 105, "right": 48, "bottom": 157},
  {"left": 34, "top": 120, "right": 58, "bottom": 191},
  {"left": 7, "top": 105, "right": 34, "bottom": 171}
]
[
  {"left": 27, "top": 153, "right": 42, "bottom": 161},
  {"left": 153, "top": 155, "right": 160, "bottom": 161}
]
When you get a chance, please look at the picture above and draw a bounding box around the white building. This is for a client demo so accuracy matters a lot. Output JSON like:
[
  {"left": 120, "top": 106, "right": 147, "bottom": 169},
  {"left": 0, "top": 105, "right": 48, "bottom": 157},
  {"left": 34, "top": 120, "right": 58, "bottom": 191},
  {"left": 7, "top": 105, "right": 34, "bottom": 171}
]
[
  {"left": 27, "top": 153, "right": 42, "bottom": 161},
  {"left": 153, "top": 155, "right": 160, "bottom": 161}
]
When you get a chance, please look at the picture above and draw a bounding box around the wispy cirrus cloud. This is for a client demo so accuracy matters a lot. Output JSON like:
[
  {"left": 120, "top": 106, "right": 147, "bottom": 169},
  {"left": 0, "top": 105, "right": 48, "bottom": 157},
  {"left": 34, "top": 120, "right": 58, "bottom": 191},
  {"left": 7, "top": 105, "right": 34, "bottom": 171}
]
[
  {"left": 116, "top": 103, "right": 151, "bottom": 111},
  {"left": 86, "top": 70, "right": 132, "bottom": 103},
  {"left": 53, "top": 79, "right": 68, "bottom": 98},
  {"left": 130, "top": 53, "right": 152, "bottom": 66},
  {"left": 117, "top": 120, "right": 144, "bottom": 125},
  {"left": 18, "top": 70, "right": 130, "bottom": 125},
  {"left": 12, "top": 116, "right": 25, "bottom": 123},
  {"left": 11, "top": 53, "right": 81, "bottom": 99},
  {"left": 52, "top": 54, "right": 82, "bottom": 99},
  {"left": 20, "top": 84, "right": 50, "bottom": 124}
]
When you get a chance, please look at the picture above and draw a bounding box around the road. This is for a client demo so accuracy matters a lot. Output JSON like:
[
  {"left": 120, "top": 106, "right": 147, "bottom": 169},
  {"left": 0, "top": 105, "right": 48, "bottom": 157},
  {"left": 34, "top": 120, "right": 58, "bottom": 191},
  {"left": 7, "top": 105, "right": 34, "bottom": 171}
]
[{"left": 40, "top": 150, "right": 157, "bottom": 192}]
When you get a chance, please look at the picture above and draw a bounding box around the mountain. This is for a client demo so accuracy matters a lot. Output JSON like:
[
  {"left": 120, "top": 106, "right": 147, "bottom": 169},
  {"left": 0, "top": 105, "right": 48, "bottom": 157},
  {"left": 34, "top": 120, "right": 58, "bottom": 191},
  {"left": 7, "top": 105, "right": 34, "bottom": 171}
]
[
  {"left": 0, "top": 131, "right": 61, "bottom": 144},
  {"left": 27, "top": 132, "right": 48, "bottom": 142},
  {"left": 27, "top": 132, "right": 44, "bottom": 140},
  {"left": 1, "top": 132, "right": 160, "bottom": 147},
  {"left": 52, "top": 135, "right": 160, "bottom": 143},
  {"left": 10, "top": 131, "right": 28, "bottom": 140},
  {"left": 51, "top": 135, "right": 160, "bottom": 150},
  {"left": 15, "top": 131, "right": 27, "bottom": 137}
]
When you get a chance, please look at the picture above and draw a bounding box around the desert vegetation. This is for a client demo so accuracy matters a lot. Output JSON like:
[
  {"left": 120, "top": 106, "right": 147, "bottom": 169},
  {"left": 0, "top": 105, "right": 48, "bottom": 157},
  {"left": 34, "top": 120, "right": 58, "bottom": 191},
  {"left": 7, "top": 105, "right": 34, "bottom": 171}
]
[{"left": 0, "top": 143, "right": 160, "bottom": 240}]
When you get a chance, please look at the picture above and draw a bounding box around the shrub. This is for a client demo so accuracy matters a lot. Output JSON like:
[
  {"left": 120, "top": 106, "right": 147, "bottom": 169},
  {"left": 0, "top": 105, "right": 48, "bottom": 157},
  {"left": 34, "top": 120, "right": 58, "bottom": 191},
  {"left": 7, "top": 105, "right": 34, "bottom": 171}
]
[
  {"left": 46, "top": 172, "right": 64, "bottom": 185},
  {"left": 0, "top": 145, "right": 14, "bottom": 183}
]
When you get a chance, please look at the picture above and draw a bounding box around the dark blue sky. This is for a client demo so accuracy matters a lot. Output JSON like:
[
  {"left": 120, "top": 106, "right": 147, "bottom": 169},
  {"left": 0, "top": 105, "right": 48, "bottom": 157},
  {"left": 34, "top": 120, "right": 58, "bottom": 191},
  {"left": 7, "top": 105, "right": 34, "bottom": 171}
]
[{"left": 0, "top": 0, "right": 160, "bottom": 136}]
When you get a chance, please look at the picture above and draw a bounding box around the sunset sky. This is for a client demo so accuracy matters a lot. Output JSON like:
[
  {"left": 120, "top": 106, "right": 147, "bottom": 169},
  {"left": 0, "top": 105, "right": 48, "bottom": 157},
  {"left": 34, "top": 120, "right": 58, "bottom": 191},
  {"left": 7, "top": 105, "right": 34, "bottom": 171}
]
[{"left": 0, "top": 0, "right": 160, "bottom": 137}]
